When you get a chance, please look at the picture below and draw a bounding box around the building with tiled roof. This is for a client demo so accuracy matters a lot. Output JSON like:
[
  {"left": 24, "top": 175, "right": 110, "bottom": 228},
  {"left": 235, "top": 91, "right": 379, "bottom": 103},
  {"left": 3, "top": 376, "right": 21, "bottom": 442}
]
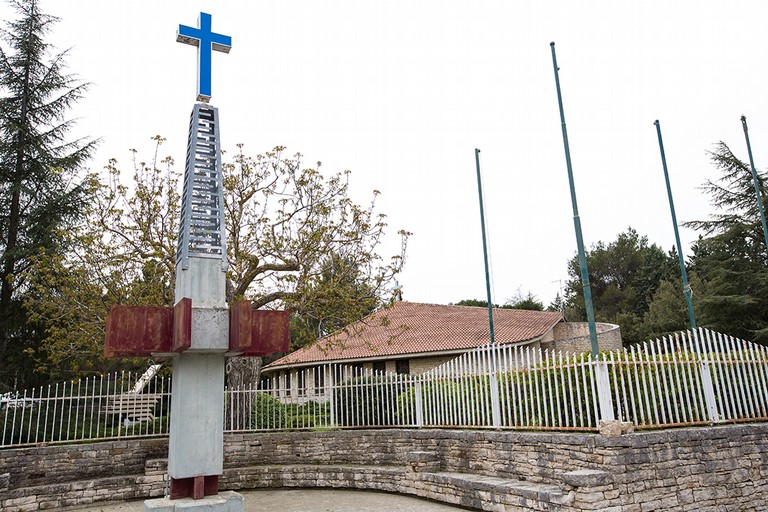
[{"left": 262, "top": 302, "right": 621, "bottom": 381}]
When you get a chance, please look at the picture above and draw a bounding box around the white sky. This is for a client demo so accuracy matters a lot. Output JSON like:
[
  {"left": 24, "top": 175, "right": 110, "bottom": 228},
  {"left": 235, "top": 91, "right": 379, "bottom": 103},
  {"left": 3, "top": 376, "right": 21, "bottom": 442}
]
[{"left": 3, "top": 0, "right": 768, "bottom": 308}]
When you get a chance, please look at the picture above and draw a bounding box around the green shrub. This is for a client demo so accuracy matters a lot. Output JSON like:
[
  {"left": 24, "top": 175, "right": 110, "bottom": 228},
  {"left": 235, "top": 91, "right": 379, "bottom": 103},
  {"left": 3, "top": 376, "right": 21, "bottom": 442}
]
[
  {"left": 251, "top": 392, "right": 290, "bottom": 429},
  {"left": 250, "top": 394, "right": 331, "bottom": 430}
]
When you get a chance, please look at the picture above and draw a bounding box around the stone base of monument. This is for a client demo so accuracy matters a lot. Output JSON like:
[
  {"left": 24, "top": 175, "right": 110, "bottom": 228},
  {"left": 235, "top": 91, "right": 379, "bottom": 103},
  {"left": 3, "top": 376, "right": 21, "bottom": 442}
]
[{"left": 144, "top": 491, "right": 244, "bottom": 512}]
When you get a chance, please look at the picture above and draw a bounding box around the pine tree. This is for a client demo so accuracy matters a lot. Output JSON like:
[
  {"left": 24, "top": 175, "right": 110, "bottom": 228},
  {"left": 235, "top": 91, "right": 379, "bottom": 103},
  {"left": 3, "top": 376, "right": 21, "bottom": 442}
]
[
  {"left": 686, "top": 142, "right": 768, "bottom": 343},
  {"left": 686, "top": 141, "right": 768, "bottom": 243},
  {"left": 0, "top": 0, "right": 96, "bottom": 381}
]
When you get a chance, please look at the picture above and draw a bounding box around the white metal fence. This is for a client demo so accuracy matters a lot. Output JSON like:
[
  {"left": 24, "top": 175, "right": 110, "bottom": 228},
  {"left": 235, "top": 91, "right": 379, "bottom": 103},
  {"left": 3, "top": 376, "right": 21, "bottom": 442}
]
[
  {"left": 1, "top": 370, "right": 172, "bottom": 447},
  {"left": 3, "top": 328, "right": 768, "bottom": 448}
]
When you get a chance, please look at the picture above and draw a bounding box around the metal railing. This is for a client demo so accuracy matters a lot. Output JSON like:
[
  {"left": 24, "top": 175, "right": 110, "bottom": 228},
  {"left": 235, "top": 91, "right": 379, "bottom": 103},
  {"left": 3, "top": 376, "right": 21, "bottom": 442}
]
[
  {"left": 220, "top": 328, "right": 768, "bottom": 432},
  {"left": 613, "top": 329, "right": 768, "bottom": 427},
  {"left": 3, "top": 328, "right": 767, "bottom": 448},
  {"left": 2, "top": 370, "right": 171, "bottom": 447}
]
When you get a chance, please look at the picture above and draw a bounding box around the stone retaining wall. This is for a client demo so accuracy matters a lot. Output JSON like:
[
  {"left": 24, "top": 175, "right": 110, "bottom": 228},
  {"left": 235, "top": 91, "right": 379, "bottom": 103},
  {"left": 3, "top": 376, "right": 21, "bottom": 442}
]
[
  {"left": 0, "top": 438, "right": 167, "bottom": 491},
  {"left": 221, "top": 429, "right": 603, "bottom": 484},
  {"left": 1, "top": 424, "right": 767, "bottom": 511},
  {"left": 548, "top": 321, "right": 623, "bottom": 353}
]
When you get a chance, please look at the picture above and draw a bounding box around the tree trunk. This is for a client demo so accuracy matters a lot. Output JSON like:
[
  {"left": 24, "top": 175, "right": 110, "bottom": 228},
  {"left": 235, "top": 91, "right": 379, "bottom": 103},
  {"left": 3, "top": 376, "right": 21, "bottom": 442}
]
[
  {"left": 0, "top": 184, "right": 22, "bottom": 375},
  {"left": 224, "top": 356, "right": 263, "bottom": 430}
]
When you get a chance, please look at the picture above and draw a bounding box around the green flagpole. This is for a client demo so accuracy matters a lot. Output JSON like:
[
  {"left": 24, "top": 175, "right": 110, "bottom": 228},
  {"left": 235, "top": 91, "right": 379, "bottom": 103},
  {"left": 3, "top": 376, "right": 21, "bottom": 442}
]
[
  {"left": 654, "top": 120, "right": 696, "bottom": 330},
  {"left": 475, "top": 148, "right": 496, "bottom": 345},
  {"left": 740, "top": 115, "right": 768, "bottom": 251},
  {"left": 550, "top": 42, "right": 599, "bottom": 358}
]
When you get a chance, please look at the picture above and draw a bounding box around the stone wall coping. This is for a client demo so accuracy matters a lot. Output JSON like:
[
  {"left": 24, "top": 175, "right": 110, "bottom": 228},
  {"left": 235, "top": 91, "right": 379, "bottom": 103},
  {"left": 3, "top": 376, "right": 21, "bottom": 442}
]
[
  {"left": 561, "top": 469, "right": 613, "bottom": 487},
  {"left": 223, "top": 423, "right": 768, "bottom": 448},
  {"left": 422, "top": 471, "right": 569, "bottom": 502}
]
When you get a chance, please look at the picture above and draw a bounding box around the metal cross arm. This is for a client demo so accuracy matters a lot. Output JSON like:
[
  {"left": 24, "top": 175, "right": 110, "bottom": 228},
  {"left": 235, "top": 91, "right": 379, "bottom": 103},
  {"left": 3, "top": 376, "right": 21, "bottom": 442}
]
[
  {"left": 104, "top": 299, "right": 289, "bottom": 358},
  {"left": 104, "top": 298, "right": 192, "bottom": 357},
  {"left": 177, "top": 12, "right": 232, "bottom": 102}
]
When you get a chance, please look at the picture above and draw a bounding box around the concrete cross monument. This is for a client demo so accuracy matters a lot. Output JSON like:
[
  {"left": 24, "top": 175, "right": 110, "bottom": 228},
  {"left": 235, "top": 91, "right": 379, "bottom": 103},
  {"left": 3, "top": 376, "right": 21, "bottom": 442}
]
[{"left": 104, "top": 12, "right": 289, "bottom": 512}]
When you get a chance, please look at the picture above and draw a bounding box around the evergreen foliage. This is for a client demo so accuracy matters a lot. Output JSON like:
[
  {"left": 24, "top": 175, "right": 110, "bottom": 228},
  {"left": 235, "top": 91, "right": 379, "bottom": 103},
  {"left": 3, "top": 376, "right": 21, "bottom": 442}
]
[
  {"left": 334, "top": 373, "right": 400, "bottom": 426},
  {"left": 454, "top": 298, "right": 498, "bottom": 308},
  {"left": 0, "top": 0, "right": 96, "bottom": 384},
  {"left": 507, "top": 292, "right": 545, "bottom": 311},
  {"left": 563, "top": 228, "right": 678, "bottom": 344},
  {"left": 642, "top": 274, "right": 702, "bottom": 340},
  {"left": 453, "top": 292, "right": 544, "bottom": 311},
  {"left": 686, "top": 142, "right": 768, "bottom": 343},
  {"left": 561, "top": 142, "right": 768, "bottom": 346}
]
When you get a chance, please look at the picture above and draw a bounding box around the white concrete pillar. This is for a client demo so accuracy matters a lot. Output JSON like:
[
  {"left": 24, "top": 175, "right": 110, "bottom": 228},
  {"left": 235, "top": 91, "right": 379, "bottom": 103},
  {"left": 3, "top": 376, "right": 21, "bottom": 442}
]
[{"left": 168, "top": 352, "right": 226, "bottom": 479}]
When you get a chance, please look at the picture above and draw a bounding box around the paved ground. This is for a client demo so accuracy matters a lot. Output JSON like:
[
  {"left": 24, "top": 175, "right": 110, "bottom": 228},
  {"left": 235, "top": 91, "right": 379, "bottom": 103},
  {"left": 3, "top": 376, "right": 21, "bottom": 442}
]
[{"left": 64, "top": 489, "right": 473, "bottom": 512}]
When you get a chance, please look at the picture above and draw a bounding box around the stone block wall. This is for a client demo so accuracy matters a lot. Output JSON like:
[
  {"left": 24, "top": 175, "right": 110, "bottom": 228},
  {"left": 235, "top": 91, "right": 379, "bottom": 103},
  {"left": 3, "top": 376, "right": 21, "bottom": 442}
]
[
  {"left": 549, "top": 321, "right": 623, "bottom": 353},
  {"left": 603, "top": 425, "right": 768, "bottom": 511},
  {"left": 406, "top": 356, "right": 458, "bottom": 375},
  {"left": 2, "top": 424, "right": 767, "bottom": 511},
  {"left": 221, "top": 429, "right": 605, "bottom": 484},
  {"left": 223, "top": 425, "right": 768, "bottom": 510},
  {"left": 0, "top": 438, "right": 168, "bottom": 511},
  {"left": 0, "top": 438, "right": 167, "bottom": 490}
]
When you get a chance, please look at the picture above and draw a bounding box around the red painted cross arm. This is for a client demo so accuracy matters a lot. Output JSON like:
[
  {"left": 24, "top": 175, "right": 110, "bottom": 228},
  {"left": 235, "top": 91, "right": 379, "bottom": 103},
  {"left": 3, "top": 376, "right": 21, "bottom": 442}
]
[
  {"left": 104, "top": 299, "right": 289, "bottom": 358},
  {"left": 229, "top": 301, "right": 289, "bottom": 356}
]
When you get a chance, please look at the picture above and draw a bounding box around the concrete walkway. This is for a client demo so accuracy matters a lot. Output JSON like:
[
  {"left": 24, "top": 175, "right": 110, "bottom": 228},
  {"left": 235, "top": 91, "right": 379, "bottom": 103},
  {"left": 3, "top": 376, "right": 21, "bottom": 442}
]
[{"left": 64, "top": 489, "right": 473, "bottom": 512}]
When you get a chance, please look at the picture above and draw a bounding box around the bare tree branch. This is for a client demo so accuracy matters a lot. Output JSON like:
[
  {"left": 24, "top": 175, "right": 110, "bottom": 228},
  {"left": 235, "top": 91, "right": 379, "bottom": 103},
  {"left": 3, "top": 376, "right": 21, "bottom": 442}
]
[{"left": 250, "top": 290, "right": 299, "bottom": 310}]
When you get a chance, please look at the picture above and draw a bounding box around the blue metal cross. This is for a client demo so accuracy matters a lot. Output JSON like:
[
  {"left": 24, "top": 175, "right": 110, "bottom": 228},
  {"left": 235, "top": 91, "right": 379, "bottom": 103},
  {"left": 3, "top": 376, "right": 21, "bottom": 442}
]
[{"left": 177, "top": 12, "right": 231, "bottom": 102}]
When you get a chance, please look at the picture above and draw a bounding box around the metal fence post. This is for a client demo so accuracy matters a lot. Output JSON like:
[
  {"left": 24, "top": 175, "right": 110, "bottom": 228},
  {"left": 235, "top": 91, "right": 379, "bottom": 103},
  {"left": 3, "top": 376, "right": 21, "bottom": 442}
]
[
  {"left": 692, "top": 329, "right": 721, "bottom": 423},
  {"left": 490, "top": 373, "right": 502, "bottom": 428},
  {"left": 693, "top": 331, "right": 720, "bottom": 423},
  {"left": 595, "top": 360, "right": 615, "bottom": 422},
  {"left": 698, "top": 362, "right": 720, "bottom": 423},
  {"left": 415, "top": 380, "right": 424, "bottom": 427},
  {"left": 328, "top": 366, "right": 336, "bottom": 428}
]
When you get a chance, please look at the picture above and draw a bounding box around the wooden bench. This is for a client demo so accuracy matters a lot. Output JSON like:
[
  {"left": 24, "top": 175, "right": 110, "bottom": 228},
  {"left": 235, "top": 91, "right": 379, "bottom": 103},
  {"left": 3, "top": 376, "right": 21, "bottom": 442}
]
[{"left": 102, "top": 393, "right": 160, "bottom": 424}]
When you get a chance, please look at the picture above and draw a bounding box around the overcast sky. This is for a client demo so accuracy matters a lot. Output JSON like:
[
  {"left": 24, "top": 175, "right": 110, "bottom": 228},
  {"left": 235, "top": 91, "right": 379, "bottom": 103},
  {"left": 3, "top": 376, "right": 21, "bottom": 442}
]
[{"left": 3, "top": 0, "right": 767, "bottom": 308}]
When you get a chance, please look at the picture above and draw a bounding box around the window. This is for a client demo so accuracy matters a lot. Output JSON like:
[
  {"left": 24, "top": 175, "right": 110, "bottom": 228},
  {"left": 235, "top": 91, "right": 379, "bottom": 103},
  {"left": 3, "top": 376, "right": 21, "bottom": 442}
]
[
  {"left": 283, "top": 372, "right": 290, "bottom": 392},
  {"left": 395, "top": 359, "right": 410, "bottom": 375},
  {"left": 373, "top": 361, "right": 386, "bottom": 374},
  {"left": 351, "top": 363, "right": 364, "bottom": 377}
]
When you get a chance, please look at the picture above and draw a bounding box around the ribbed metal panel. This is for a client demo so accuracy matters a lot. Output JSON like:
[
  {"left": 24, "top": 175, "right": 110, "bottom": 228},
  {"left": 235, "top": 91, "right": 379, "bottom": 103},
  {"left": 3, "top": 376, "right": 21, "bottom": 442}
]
[{"left": 177, "top": 103, "right": 227, "bottom": 270}]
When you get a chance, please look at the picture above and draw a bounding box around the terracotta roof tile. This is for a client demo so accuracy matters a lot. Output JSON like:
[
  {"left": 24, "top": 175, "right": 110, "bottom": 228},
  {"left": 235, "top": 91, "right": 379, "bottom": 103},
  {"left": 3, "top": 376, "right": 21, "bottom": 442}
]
[{"left": 265, "top": 302, "right": 562, "bottom": 369}]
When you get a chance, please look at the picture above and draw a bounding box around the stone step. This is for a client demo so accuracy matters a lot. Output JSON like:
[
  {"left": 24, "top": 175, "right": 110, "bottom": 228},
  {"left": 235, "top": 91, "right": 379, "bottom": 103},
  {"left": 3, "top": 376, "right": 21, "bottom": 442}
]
[
  {"left": 419, "top": 471, "right": 574, "bottom": 509},
  {"left": 223, "top": 464, "right": 576, "bottom": 511},
  {"left": 134, "top": 461, "right": 578, "bottom": 511}
]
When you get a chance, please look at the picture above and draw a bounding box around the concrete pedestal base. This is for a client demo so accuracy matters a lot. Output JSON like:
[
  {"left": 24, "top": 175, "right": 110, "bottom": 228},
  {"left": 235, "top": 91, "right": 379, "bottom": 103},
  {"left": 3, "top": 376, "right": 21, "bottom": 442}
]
[{"left": 145, "top": 491, "right": 244, "bottom": 512}]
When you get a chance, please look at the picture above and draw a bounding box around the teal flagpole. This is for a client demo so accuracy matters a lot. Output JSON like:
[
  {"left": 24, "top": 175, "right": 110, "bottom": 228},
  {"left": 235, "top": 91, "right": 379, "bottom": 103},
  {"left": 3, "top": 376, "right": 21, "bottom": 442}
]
[
  {"left": 654, "top": 120, "right": 696, "bottom": 330},
  {"left": 740, "top": 115, "right": 768, "bottom": 252},
  {"left": 475, "top": 148, "right": 496, "bottom": 345},
  {"left": 550, "top": 42, "right": 599, "bottom": 358}
]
